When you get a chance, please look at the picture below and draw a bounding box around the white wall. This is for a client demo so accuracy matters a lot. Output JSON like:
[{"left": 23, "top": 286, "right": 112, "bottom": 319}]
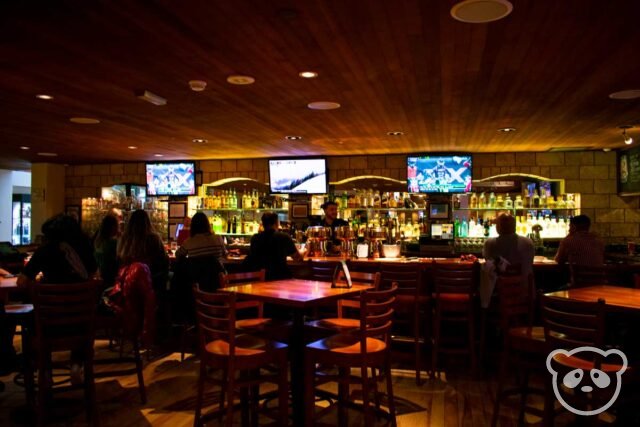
[
  {"left": 0, "top": 170, "right": 13, "bottom": 242},
  {"left": 12, "top": 171, "right": 31, "bottom": 189}
]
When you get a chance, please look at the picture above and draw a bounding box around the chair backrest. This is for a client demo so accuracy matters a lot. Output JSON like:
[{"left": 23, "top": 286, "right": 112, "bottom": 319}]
[
  {"left": 432, "top": 261, "right": 478, "bottom": 295},
  {"left": 32, "top": 280, "right": 99, "bottom": 352},
  {"left": 570, "top": 264, "right": 625, "bottom": 288},
  {"left": 219, "top": 269, "right": 266, "bottom": 288},
  {"left": 343, "top": 271, "right": 381, "bottom": 289},
  {"left": 540, "top": 294, "right": 606, "bottom": 357},
  {"left": 187, "top": 255, "right": 225, "bottom": 292},
  {"left": 496, "top": 273, "right": 535, "bottom": 331},
  {"left": 359, "top": 284, "right": 397, "bottom": 345},
  {"left": 380, "top": 264, "right": 423, "bottom": 297},
  {"left": 193, "top": 288, "right": 237, "bottom": 354},
  {"left": 310, "top": 261, "right": 342, "bottom": 282}
]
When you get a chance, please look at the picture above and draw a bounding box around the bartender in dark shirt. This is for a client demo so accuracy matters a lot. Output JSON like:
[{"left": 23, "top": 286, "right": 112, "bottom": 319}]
[
  {"left": 320, "top": 201, "right": 349, "bottom": 251},
  {"left": 246, "top": 212, "right": 306, "bottom": 281}
]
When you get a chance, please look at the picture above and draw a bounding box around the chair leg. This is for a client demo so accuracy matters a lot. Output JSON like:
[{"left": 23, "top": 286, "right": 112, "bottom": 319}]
[
  {"left": 414, "top": 309, "right": 422, "bottom": 385},
  {"left": 385, "top": 358, "right": 398, "bottom": 427},
  {"left": 304, "top": 354, "right": 316, "bottom": 427},
  {"left": 225, "top": 373, "right": 235, "bottom": 427},
  {"left": 85, "top": 358, "right": 99, "bottom": 427},
  {"left": 491, "top": 347, "right": 509, "bottom": 427},
  {"left": 240, "top": 381, "right": 250, "bottom": 427},
  {"left": 517, "top": 370, "right": 530, "bottom": 426},
  {"left": 219, "top": 368, "right": 227, "bottom": 420},
  {"left": 193, "top": 361, "right": 206, "bottom": 427},
  {"left": 479, "top": 309, "right": 487, "bottom": 373},
  {"left": 371, "top": 368, "right": 381, "bottom": 411},
  {"left": 180, "top": 324, "right": 187, "bottom": 362},
  {"left": 468, "top": 305, "right": 477, "bottom": 376},
  {"left": 337, "top": 367, "right": 349, "bottom": 427},
  {"left": 278, "top": 355, "right": 289, "bottom": 426},
  {"left": 432, "top": 306, "right": 441, "bottom": 377},
  {"left": 361, "top": 364, "right": 373, "bottom": 426},
  {"left": 133, "top": 339, "right": 147, "bottom": 404},
  {"left": 36, "top": 355, "right": 48, "bottom": 427},
  {"left": 543, "top": 375, "right": 556, "bottom": 426}
]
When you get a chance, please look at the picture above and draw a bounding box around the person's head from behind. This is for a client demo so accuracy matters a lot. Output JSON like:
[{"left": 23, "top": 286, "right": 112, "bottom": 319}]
[
  {"left": 118, "top": 209, "right": 155, "bottom": 263},
  {"left": 570, "top": 215, "right": 591, "bottom": 234},
  {"left": 261, "top": 212, "right": 279, "bottom": 231},
  {"left": 190, "top": 212, "right": 211, "bottom": 237},
  {"left": 496, "top": 213, "right": 516, "bottom": 236},
  {"left": 42, "top": 214, "right": 84, "bottom": 245},
  {"left": 95, "top": 214, "right": 119, "bottom": 248},
  {"left": 321, "top": 201, "right": 339, "bottom": 222},
  {"left": 125, "top": 209, "right": 153, "bottom": 238}
]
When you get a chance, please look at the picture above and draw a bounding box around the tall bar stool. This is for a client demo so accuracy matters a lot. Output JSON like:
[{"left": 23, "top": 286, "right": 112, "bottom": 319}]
[
  {"left": 32, "top": 280, "right": 99, "bottom": 426},
  {"left": 431, "top": 261, "right": 479, "bottom": 376},
  {"left": 380, "top": 263, "right": 427, "bottom": 385},
  {"left": 491, "top": 274, "right": 547, "bottom": 426},
  {"left": 193, "top": 289, "right": 289, "bottom": 427},
  {"left": 304, "top": 285, "right": 398, "bottom": 427}
]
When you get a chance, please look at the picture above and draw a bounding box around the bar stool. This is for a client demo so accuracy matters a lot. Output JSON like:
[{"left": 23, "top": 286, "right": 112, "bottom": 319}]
[
  {"left": 380, "top": 263, "right": 427, "bottom": 385},
  {"left": 31, "top": 281, "right": 99, "bottom": 426},
  {"left": 304, "top": 285, "right": 398, "bottom": 427},
  {"left": 491, "top": 274, "right": 546, "bottom": 426},
  {"left": 193, "top": 289, "right": 289, "bottom": 427},
  {"left": 431, "top": 261, "right": 479, "bottom": 376}
]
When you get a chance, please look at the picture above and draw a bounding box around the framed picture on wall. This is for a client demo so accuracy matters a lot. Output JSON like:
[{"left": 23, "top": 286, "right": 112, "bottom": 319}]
[
  {"left": 291, "top": 203, "right": 309, "bottom": 219},
  {"left": 65, "top": 205, "right": 81, "bottom": 223},
  {"left": 168, "top": 202, "right": 187, "bottom": 219}
]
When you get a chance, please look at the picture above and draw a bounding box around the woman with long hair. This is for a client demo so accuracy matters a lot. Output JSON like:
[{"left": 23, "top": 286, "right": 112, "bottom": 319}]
[
  {"left": 175, "top": 211, "right": 227, "bottom": 262},
  {"left": 94, "top": 214, "right": 120, "bottom": 288}
]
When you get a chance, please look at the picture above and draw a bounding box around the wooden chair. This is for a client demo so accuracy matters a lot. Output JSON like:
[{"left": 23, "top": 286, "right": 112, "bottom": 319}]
[
  {"left": 31, "top": 281, "right": 99, "bottom": 426},
  {"left": 218, "top": 269, "right": 271, "bottom": 330},
  {"left": 310, "top": 260, "right": 343, "bottom": 282},
  {"left": 540, "top": 294, "right": 627, "bottom": 425},
  {"left": 431, "top": 261, "right": 479, "bottom": 376},
  {"left": 304, "top": 285, "right": 398, "bottom": 427},
  {"left": 306, "top": 271, "right": 381, "bottom": 331},
  {"left": 491, "top": 274, "right": 547, "bottom": 426},
  {"left": 570, "top": 264, "right": 626, "bottom": 288},
  {"left": 380, "top": 263, "right": 427, "bottom": 385},
  {"left": 193, "top": 289, "right": 289, "bottom": 427}
]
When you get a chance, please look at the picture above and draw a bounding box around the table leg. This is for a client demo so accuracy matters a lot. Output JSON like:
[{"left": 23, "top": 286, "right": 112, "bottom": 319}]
[
  {"left": 21, "top": 321, "right": 35, "bottom": 414},
  {"left": 290, "top": 309, "right": 305, "bottom": 426}
]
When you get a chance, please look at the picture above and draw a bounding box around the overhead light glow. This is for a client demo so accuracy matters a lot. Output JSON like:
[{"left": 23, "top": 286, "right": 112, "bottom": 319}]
[
  {"left": 609, "top": 90, "right": 640, "bottom": 100},
  {"left": 299, "top": 71, "right": 318, "bottom": 79},
  {"left": 308, "top": 101, "right": 340, "bottom": 110},
  {"left": 498, "top": 127, "right": 516, "bottom": 133},
  {"left": 285, "top": 136, "right": 303, "bottom": 141},
  {"left": 227, "top": 75, "right": 256, "bottom": 85},
  {"left": 135, "top": 90, "right": 167, "bottom": 106},
  {"left": 193, "top": 138, "right": 208, "bottom": 144},
  {"left": 37, "top": 152, "right": 57, "bottom": 157},
  {"left": 20, "top": 146, "right": 30, "bottom": 150},
  {"left": 70, "top": 117, "right": 100, "bottom": 124},
  {"left": 154, "top": 154, "right": 164, "bottom": 157},
  {"left": 387, "top": 131, "right": 404, "bottom": 136},
  {"left": 451, "top": 0, "right": 513, "bottom": 23},
  {"left": 128, "top": 146, "right": 138, "bottom": 150},
  {"left": 35, "top": 94, "right": 54, "bottom": 100}
]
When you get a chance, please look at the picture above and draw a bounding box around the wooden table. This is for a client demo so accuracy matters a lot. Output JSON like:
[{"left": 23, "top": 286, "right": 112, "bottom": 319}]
[
  {"left": 220, "top": 279, "right": 371, "bottom": 426},
  {"left": 545, "top": 285, "right": 640, "bottom": 311}
]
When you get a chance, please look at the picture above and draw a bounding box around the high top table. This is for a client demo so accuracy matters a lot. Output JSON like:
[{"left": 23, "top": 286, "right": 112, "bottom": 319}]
[
  {"left": 219, "top": 279, "right": 371, "bottom": 425},
  {"left": 545, "top": 285, "right": 640, "bottom": 312}
]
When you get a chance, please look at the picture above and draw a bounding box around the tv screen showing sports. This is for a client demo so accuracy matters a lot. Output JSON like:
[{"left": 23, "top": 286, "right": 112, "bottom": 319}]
[
  {"left": 407, "top": 155, "right": 472, "bottom": 193},
  {"left": 146, "top": 162, "right": 196, "bottom": 196},
  {"left": 269, "top": 158, "right": 328, "bottom": 194}
]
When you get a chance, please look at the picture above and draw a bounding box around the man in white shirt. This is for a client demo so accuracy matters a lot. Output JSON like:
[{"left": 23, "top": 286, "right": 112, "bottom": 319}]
[{"left": 483, "top": 214, "right": 535, "bottom": 276}]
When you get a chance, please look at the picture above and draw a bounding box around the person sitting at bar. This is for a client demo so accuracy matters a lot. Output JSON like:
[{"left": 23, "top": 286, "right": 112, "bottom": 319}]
[
  {"left": 555, "top": 214, "right": 604, "bottom": 266},
  {"left": 244, "top": 212, "right": 306, "bottom": 280},
  {"left": 483, "top": 214, "right": 535, "bottom": 276},
  {"left": 18, "top": 214, "right": 97, "bottom": 287},
  {"left": 175, "top": 212, "right": 227, "bottom": 263},
  {"left": 94, "top": 214, "right": 120, "bottom": 290}
]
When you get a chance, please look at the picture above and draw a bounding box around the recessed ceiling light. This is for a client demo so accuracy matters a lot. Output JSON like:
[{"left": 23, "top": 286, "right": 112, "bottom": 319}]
[
  {"left": 308, "top": 101, "right": 341, "bottom": 110},
  {"left": 35, "top": 94, "right": 54, "bottom": 100},
  {"left": 188, "top": 80, "right": 207, "bottom": 92},
  {"left": 135, "top": 90, "right": 167, "bottom": 106},
  {"left": 285, "top": 136, "right": 303, "bottom": 141},
  {"left": 337, "top": 141, "right": 344, "bottom": 145},
  {"left": 603, "top": 148, "right": 612, "bottom": 152},
  {"left": 498, "top": 127, "right": 517, "bottom": 132},
  {"left": 70, "top": 117, "right": 100, "bottom": 124},
  {"left": 451, "top": 0, "right": 513, "bottom": 23},
  {"left": 299, "top": 71, "right": 318, "bottom": 79},
  {"left": 609, "top": 90, "right": 640, "bottom": 100},
  {"left": 37, "top": 152, "right": 57, "bottom": 157},
  {"left": 128, "top": 146, "right": 138, "bottom": 150},
  {"left": 193, "top": 138, "right": 208, "bottom": 144},
  {"left": 154, "top": 154, "right": 164, "bottom": 157},
  {"left": 387, "top": 131, "right": 404, "bottom": 136},
  {"left": 227, "top": 75, "right": 255, "bottom": 85},
  {"left": 20, "top": 146, "right": 30, "bottom": 150}
]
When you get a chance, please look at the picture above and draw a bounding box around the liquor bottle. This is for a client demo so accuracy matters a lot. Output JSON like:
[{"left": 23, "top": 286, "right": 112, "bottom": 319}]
[
  {"left": 389, "top": 193, "right": 397, "bottom": 208},
  {"left": 469, "top": 193, "right": 478, "bottom": 209},
  {"left": 232, "top": 216, "right": 237, "bottom": 234},
  {"left": 479, "top": 192, "right": 486, "bottom": 209},
  {"left": 220, "top": 190, "right": 227, "bottom": 208},
  {"left": 374, "top": 191, "right": 381, "bottom": 208},
  {"left": 496, "top": 194, "right": 504, "bottom": 208},
  {"left": 505, "top": 194, "right": 513, "bottom": 209},
  {"left": 460, "top": 219, "right": 468, "bottom": 237},
  {"left": 342, "top": 191, "right": 349, "bottom": 209},
  {"left": 489, "top": 192, "right": 496, "bottom": 208},
  {"left": 483, "top": 219, "right": 490, "bottom": 237},
  {"left": 232, "top": 189, "right": 238, "bottom": 208},
  {"left": 539, "top": 190, "right": 546, "bottom": 209},
  {"left": 454, "top": 217, "right": 461, "bottom": 237},
  {"left": 381, "top": 192, "right": 389, "bottom": 208},
  {"left": 368, "top": 189, "right": 375, "bottom": 208},
  {"left": 514, "top": 195, "right": 522, "bottom": 209},
  {"left": 468, "top": 218, "right": 476, "bottom": 237},
  {"left": 532, "top": 189, "right": 540, "bottom": 208},
  {"left": 453, "top": 195, "right": 461, "bottom": 209}
]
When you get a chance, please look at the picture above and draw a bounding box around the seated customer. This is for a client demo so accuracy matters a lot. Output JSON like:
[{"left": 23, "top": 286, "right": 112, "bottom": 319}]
[
  {"left": 18, "top": 214, "right": 97, "bottom": 286},
  {"left": 175, "top": 212, "right": 227, "bottom": 262},
  {"left": 244, "top": 212, "right": 306, "bottom": 281},
  {"left": 94, "top": 214, "right": 120, "bottom": 289},
  {"left": 483, "top": 214, "right": 535, "bottom": 276},
  {"left": 555, "top": 214, "right": 604, "bottom": 266}
]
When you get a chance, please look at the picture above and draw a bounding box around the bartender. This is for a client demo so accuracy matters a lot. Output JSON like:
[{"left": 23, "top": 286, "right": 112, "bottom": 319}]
[{"left": 319, "top": 201, "right": 349, "bottom": 252}]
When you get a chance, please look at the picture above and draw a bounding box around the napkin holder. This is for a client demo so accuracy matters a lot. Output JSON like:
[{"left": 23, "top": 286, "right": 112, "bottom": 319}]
[{"left": 331, "top": 259, "right": 353, "bottom": 289}]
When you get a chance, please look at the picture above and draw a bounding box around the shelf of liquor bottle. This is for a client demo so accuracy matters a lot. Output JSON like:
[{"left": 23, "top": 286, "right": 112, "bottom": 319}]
[
  {"left": 453, "top": 207, "right": 577, "bottom": 211},
  {"left": 200, "top": 208, "right": 288, "bottom": 212},
  {"left": 339, "top": 207, "right": 424, "bottom": 212},
  {"left": 219, "top": 233, "right": 254, "bottom": 237},
  {"left": 455, "top": 236, "right": 565, "bottom": 240}
]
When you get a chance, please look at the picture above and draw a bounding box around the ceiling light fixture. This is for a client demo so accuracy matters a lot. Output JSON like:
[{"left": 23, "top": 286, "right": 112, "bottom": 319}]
[
  {"left": 498, "top": 127, "right": 516, "bottom": 132},
  {"left": 299, "top": 71, "right": 318, "bottom": 79},
  {"left": 154, "top": 154, "right": 164, "bottom": 157},
  {"left": 621, "top": 125, "right": 634, "bottom": 145},
  {"left": 20, "top": 146, "right": 30, "bottom": 150},
  {"left": 188, "top": 80, "right": 207, "bottom": 92},
  {"left": 37, "top": 152, "right": 57, "bottom": 157},
  {"left": 451, "top": 0, "right": 513, "bottom": 23},
  {"left": 128, "top": 146, "right": 138, "bottom": 150},
  {"left": 609, "top": 90, "right": 640, "bottom": 100},
  {"left": 35, "top": 94, "right": 54, "bottom": 100},
  {"left": 193, "top": 138, "right": 208, "bottom": 144},
  {"left": 387, "top": 131, "right": 404, "bottom": 136},
  {"left": 69, "top": 117, "right": 100, "bottom": 124},
  {"left": 603, "top": 148, "right": 612, "bottom": 152},
  {"left": 308, "top": 101, "right": 340, "bottom": 110},
  {"left": 227, "top": 75, "right": 255, "bottom": 85},
  {"left": 285, "top": 136, "right": 303, "bottom": 141},
  {"left": 135, "top": 90, "right": 167, "bottom": 106}
]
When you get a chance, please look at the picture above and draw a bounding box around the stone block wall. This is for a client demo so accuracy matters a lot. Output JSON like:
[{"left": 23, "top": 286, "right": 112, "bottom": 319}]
[{"left": 64, "top": 151, "right": 639, "bottom": 240}]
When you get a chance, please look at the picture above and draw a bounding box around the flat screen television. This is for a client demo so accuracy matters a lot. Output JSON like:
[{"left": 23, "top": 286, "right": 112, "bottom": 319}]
[
  {"left": 407, "top": 154, "right": 472, "bottom": 193},
  {"left": 268, "top": 158, "right": 328, "bottom": 194},
  {"left": 146, "top": 162, "right": 196, "bottom": 196}
]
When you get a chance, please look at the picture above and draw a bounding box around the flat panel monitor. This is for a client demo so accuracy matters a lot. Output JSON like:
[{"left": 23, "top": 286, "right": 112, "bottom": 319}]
[
  {"left": 268, "top": 158, "right": 328, "bottom": 194},
  {"left": 431, "top": 223, "right": 454, "bottom": 240},
  {"left": 407, "top": 155, "right": 472, "bottom": 193},
  {"left": 146, "top": 162, "right": 196, "bottom": 196}
]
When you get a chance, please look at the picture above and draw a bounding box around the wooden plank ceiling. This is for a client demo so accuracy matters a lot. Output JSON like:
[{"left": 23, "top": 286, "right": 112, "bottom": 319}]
[{"left": 0, "top": 0, "right": 639, "bottom": 168}]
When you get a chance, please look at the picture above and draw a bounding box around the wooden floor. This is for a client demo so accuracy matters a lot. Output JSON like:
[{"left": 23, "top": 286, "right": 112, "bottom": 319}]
[{"left": 0, "top": 339, "right": 578, "bottom": 426}]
